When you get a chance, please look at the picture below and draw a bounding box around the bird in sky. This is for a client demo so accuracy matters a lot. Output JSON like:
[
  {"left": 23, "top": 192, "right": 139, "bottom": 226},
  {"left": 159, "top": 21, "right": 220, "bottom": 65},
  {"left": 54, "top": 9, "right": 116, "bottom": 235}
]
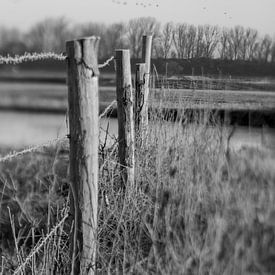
[{"left": 112, "top": 0, "right": 160, "bottom": 8}]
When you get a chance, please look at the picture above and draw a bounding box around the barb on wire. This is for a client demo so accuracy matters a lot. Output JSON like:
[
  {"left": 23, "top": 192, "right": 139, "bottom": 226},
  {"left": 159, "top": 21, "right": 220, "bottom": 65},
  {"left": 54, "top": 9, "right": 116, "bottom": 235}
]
[
  {"left": 0, "top": 52, "right": 114, "bottom": 69},
  {"left": 0, "top": 52, "right": 66, "bottom": 65},
  {"left": 99, "top": 100, "right": 116, "bottom": 119},
  {"left": 98, "top": 56, "right": 114, "bottom": 69},
  {"left": 13, "top": 212, "right": 69, "bottom": 275},
  {"left": 0, "top": 137, "right": 67, "bottom": 163},
  {"left": 0, "top": 101, "right": 117, "bottom": 163}
]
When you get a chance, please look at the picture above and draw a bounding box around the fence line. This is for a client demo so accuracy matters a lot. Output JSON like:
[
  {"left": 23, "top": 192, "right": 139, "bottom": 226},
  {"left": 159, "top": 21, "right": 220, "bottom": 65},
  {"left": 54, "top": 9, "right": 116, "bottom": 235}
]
[
  {"left": 0, "top": 35, "right": 153, "bottom": 273},
  {"left": 0, "top": 100, "right": 116, "bottom": 164},
  {"left": 0, "top": 52, "right": 114, "bottom": 69}
]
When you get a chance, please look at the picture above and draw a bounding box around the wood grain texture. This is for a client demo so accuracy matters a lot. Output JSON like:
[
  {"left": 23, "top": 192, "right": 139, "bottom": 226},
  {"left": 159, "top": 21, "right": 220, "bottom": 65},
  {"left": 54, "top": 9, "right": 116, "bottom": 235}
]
[
  {"left": 141, "top": 35, "right": 153, "bottom": 136},
  {"left": 66, "top": 36, "right": 100, "bottom": 275}
]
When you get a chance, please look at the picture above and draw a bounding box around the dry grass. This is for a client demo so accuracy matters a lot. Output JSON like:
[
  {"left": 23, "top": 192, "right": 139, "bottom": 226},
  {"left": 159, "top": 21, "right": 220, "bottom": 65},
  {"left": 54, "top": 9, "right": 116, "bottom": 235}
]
[{"left": 1, "top": 109, "right": 275, "bottom": 274}]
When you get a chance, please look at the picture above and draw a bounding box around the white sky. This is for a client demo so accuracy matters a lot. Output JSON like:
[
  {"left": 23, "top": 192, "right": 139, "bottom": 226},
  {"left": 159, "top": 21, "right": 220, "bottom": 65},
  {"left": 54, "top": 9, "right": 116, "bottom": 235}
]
[{"left": 1, "top": 0, "right": 275, "bottom": 35}]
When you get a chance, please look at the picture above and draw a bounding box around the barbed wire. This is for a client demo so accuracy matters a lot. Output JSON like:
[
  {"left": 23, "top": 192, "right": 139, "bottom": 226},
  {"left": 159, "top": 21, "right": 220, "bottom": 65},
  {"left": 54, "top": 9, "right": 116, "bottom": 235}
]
[
  {"left": 0, "top": 137, "right": 67, "bottom": 163},
  {"left": 0, "top": 100, "right": 117, "bottom": 164},
  {"left": 0, "top": 52, "right": 66, "bottom": 65},
  {"left": 13, "top": 212, "right": 69, "bottom": 275},
  {"left": 0, "top": 52, "right": 114, "bottom": 69},
  {"left": 99, "top": 100, "right": 116, "bottom": 119},
  {"left": 98, "top": 56, "right": 114, "bottom": 69}
]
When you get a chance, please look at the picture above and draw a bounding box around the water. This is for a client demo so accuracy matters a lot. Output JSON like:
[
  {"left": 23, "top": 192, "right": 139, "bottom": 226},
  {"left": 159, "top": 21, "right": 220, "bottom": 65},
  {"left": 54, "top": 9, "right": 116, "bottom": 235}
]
[
  {"left": 0, "top": 111, "right": 118, "bottom": 149},
  {"left": 0, "top": 111, "right": 274, "bottom": 151}
]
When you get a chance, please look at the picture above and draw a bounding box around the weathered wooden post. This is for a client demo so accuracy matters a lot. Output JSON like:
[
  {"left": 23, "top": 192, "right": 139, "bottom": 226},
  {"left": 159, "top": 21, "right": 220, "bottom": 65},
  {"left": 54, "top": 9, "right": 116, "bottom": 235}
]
[
  {"left": 135, "top": 63, "right": 147, "bottom": 140},
  {"left": 136, "top": 35, "right": 153, "bottom": 139},
  {"left": 116, "top": 49, "right": 135, "bottom": 187},
  {"left": 139, "top": 35, "right": 153, "bottom": 135},
  {"left": 142, "top": 35, "right": 153, "bottom": 74},
  {"left": 66, "top": 36, "right": 100, "bottom": 275}
]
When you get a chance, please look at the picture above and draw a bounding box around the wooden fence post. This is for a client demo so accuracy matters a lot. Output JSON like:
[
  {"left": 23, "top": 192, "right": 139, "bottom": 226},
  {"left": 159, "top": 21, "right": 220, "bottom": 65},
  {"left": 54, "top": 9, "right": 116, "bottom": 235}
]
[
  {"left": 116, "top": 49, "right": 135, "bottom": 187},
  {"left": 66, "top": 36, "right": 100, "bottom": 275},
  {"left": 142, "top": 35, "right": 153, "bottom": 74},
  {"left": 141, "top": 35, "right": 153, "bottom": 132},
  {"left": 135, "top": 63, "right": 147, "bottom": 140}
]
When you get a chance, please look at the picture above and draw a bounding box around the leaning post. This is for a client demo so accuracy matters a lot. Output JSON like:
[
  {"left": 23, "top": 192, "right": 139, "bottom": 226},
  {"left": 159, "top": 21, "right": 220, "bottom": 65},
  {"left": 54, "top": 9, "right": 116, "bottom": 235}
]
[
  {"left": 116, "top": 49, "right": 135, "bottom": 187},
  {"left": 66, "top": 36, "right": 100, "bottom": 275},
  {"left": 142, "top": 35, "right": 153, "bottom": 74}
]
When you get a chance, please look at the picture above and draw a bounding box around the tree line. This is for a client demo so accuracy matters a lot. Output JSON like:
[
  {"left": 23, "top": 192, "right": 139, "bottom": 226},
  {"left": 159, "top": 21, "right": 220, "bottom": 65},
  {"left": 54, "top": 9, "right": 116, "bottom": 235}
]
[{"left": 0, "top": 17, "right": 275, "bottom": 63}]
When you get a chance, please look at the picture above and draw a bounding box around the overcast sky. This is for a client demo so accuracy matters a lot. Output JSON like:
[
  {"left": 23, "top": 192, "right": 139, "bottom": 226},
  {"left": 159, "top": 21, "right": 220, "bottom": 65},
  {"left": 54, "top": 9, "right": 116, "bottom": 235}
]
[{"left": 1, "top": 0, "right": 274, "bottom": 35}]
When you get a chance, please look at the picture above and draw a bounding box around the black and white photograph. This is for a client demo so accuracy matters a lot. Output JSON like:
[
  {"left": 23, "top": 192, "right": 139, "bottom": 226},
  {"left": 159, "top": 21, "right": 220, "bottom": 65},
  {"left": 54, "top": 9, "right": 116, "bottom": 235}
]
[{"left": 0, "top": 0, "right": 275, "bottom": 274}]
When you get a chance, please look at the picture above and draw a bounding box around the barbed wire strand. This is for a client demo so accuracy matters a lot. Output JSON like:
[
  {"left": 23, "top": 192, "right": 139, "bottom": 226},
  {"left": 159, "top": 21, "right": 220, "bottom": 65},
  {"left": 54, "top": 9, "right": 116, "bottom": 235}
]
[
  {"left": 0, "top": 100, "right": 117, "bottom": 164},
  {"left": 98, "top": 56, "right": 115, "bottom": 69},
  {"left": 0, "top": 137, "right": 67, "bottom": 163},
  {"left": 0, "top": 52, "right": 114, "bottom": 68},
  {"left": 99, "top": 100, "right": 116, "bottom": 119},
  {"left": 13, "top": 212, "right": 69, "bottom": 275},
  {"left": 0, "top": 52, "right": 66, "bottom": 65}
]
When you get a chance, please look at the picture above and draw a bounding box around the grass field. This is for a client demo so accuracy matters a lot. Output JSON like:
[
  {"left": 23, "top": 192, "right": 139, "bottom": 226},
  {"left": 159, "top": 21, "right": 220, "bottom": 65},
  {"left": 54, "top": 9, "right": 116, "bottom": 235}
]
[{"left": 1, "top": 109, "right": 275, "bottom": 274}]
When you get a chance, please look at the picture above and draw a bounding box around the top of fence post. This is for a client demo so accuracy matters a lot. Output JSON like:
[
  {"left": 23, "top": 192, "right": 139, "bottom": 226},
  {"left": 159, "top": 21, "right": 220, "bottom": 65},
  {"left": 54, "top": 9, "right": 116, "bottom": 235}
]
[
  {"left": 142, "top": 35, "right": 153, "bottom": 74},
  {"left": 66, "top": 36, "right": 100, "bottom": 77}
]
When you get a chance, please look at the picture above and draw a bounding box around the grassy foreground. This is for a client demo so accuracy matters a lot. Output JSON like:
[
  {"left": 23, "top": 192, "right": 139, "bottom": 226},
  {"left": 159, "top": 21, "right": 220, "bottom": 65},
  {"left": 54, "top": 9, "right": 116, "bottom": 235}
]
[{"left": 1, "top": 111, "right": 275, "bottom": 274}]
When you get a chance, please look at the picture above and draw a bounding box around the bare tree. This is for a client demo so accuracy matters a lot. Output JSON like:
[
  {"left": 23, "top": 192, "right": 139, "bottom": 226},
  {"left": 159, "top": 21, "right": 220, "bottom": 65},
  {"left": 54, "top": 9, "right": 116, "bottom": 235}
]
[
  {"left": 245, "top": 28, "right": 258, "bottom": 61},
  {"left": 75, "top": 22, "right": 107, "bottom": 58},
  {"left": 155, "top": 22, "right": 174, "bottom": 59},
  {"left": 229, "top": 26, "right": 245, "bottom": 60},
  {"left": 219, "top": 27, "right": 230, "bottom": 59},
  {"left": 203, "top": 25, "right": 219, "bottom": 58},
  {"left": 185, "top": 25, "right": 197, "bottom": 58},
  {"left": 26, "top": 17, "right": 71, "bottom": 52},
  {"left": 195, "top": 25, "right": 205, "bottom": 58},
  {"left": 173, "top": 23, "right": 188, "bottom": 58},
  {"left": 105, "top": 23, "right": 126, "bottom": 57},
  {"left": 127, "top": 17, "right": 160, "bottom": 58},
  {"left": 257, "top": 35, "right": 273, "bottom": 62},
  {"left": 1, "top": 16, "right": 274, "bottom": 65}
]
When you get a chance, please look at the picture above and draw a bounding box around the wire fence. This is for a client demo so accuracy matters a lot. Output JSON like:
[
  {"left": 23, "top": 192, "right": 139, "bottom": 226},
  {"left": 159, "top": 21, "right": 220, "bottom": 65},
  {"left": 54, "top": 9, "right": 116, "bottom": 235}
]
[
  {"left": 0, "top": 49, "right": 119, "bottom": 273},
  {"left": 0, "top": 52, "right": 66, "bottom": 64},
  {"left": 0, "top": 52, "right": 114, "bottom": 68},
  {"left": 0, "top": 50, "right": 116, "bottom": 164}
]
